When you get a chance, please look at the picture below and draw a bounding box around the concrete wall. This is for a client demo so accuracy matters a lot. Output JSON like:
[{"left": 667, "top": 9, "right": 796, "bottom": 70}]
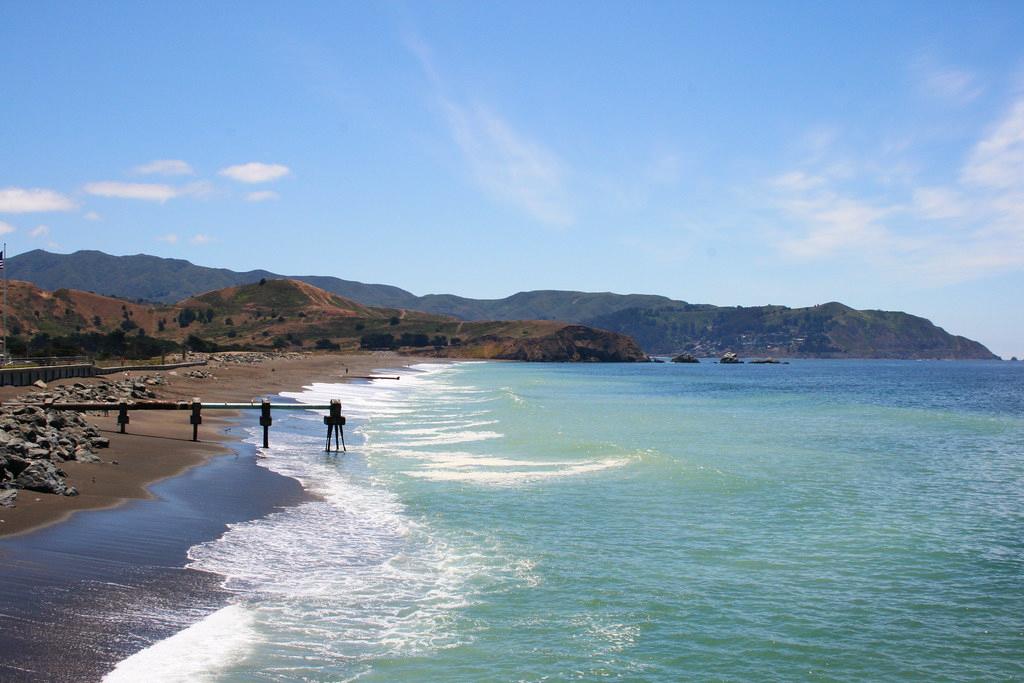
[{"left": 0, "top": 364, "right": 96, "bottom": 387}]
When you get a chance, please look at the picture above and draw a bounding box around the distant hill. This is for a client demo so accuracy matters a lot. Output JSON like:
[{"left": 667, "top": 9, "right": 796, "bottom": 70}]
[
  {"left": 2, "top": 278, "right": 647, "bottom": 362},
  {"left": 583, "top": 301, "right": 995, "bottom": 359},
  {"left": 7, "top": 249, "right": 997, "bottom": 359},
  {"left": 7, "top": 249, "right": 416, "bottom": 307}
]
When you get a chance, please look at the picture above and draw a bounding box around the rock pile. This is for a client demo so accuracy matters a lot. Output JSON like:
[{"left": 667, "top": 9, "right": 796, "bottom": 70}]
[
  {"left": 1, "top": 404, "right": 111, "bottom": 498},
  {"left": 185, "top": 369, "right": 216, "bottom": 379},
  {"left": 19, "top": 376, "right": 167, "bottom": 404},
  {"left": 0, "top": 378, "right": 170, "bottom": 502},
  {"left": 210, "top": 351, "right": 305, "bottom": 365}
]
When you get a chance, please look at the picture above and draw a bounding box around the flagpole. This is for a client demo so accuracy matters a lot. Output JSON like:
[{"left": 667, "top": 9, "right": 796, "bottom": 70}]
[{"left": 2, "top": 242, "right": 7, "bottom": 365}]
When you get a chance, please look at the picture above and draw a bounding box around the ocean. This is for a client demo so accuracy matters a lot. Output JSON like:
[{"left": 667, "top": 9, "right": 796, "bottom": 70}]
[{"left": 105, "top": 360, "right": 1023, "bottom": 681}]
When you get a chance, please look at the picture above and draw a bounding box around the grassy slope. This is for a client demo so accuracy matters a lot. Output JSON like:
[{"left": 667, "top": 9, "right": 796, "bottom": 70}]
[
  {"left": 6, "top": 279, "right": 645, "bottom": 361},
  {"left": 7, "top": 250, "right": 996, "bottom": 358}
]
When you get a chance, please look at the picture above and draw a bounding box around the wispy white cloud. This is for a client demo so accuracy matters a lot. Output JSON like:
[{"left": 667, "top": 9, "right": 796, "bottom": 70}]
[
  {"left": 771, "top": 171, "right": 826, "bottom": 192},
  {"left": 155, "top": 233, "right": 179, "bottom": 244},
  {"left": 83, "top": 180, "right": 212, "bottom": 202},
  {"left": 0, "top": 220, "right": 16, "bottom": 235},
  {"left": 911, "top": 186, "right": 968, "bottom": 220},
  {"left": 914, "top": 57, "right": 983, "bottom": 104},
  {"left": 961, "top": 99, "right": 1024, "bottom": 189},
  {"left": 134, "top": 159, "right": 195, "bottom": 176},
  {"left": 0, "top": 187, "right": 76, "bottom": 213},
  {"left": 219, "top": 162, "right": 290, "bottom": 184},
  {"left": 405, "top": 33, "right": 573, "bottom": 227},
  {"left": 190, "top": 233, "right": 212, "bottom": 245},
  {"left": 245, "top": 190, "right": 279, "bottom": 202},
  {"left": 84, "top": 181, "right": 179, "bottom": 202},
  {"left": 441, "top": 101, "right": 574, "bottom": 226},
  {"left": 776, "top": 191, "right": 897, "bottom": 258},
  {"left": 768, "top": 97, "right": 1024, "bottom": 284},
  {"left": 29, "top": 224, "right": 50, "bottom": 238},
  {"left": 84, "top": 211, "right": 102, "bottom": 221}
]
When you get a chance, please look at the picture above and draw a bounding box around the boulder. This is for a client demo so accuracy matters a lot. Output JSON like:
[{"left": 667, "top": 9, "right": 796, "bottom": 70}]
[
  {"left": 14, "top": 460, "right": 72, "bottom": 495},
  {"left": 0, "top": 489, "right": 17, "bottom": 508},
  {"left": 32, "top": 379, "right": 48, "bottom": 389},
  {"left": 672, "top": 353, "right": 700, "bottom": 363},
  {"left": 719, "top": 352, "right": 742, "bottom": 364},
  {"left": 74, "top": 448, "right": 101, "bottom": 463}
]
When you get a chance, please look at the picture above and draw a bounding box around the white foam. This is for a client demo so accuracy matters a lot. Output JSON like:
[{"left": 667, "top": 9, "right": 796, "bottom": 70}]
[
  {"left": 405, "top": 457, "right": 629, "bottom": 485},
  {"left": 107, "top": 359, "right": 624, "bottom": 678},
  {"left": 103, "top": 604, "right": 258, "bottom": 682}
]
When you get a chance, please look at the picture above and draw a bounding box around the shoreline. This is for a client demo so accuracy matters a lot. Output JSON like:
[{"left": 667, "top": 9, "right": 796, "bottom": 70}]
[
  {"left": 0, "top": 351, "right": 425, "bottom": 682},
  {"left": 0, "top": 351, "right": 412, "bottom": 537}
]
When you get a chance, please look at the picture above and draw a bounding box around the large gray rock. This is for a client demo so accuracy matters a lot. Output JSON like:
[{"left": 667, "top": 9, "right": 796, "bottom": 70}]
[
  {"left": 74, "top": 447, "right": 101, "bottom": 463},
  {"left": 0, "top": 489, "right": 17, "bottom": 508},
  {"left": 14, "top": 460, "right": 73, "bottom": 495}
]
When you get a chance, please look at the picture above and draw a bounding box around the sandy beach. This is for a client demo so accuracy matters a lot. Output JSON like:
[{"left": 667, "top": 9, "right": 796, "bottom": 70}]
[
  {"left": 0, "top": 351, "right": 414, "bottom": 537},
  {"left": 0, "top": 350, "right": 426, "bottom": 681}
]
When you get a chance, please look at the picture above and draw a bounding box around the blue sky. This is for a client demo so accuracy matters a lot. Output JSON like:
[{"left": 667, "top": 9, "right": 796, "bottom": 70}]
[{"left": 2, "top": 2, "right": 1023, "bottom": 357}]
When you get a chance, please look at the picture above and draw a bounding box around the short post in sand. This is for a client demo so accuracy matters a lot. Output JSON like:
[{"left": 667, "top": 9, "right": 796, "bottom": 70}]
[
  {"left": 190, "top": 397, "right": 202, "bottom": 442},
  {"left": 324, "top": 399, "right": 346, "bottom": 453},
  {"left": 259, "top": 399, "right": 272, "bottom": 448},
  {"left": 117, "top": 401, "right": 130, "bottom": 434}
]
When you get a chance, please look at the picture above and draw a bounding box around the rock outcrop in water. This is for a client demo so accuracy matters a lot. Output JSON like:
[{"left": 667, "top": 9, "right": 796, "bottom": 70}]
[
  {"left": 672, "top": 353, "right": 700, "bottom": 363},
  {"left": 489, "top": 325, "right": 648, "bottom": 362}
]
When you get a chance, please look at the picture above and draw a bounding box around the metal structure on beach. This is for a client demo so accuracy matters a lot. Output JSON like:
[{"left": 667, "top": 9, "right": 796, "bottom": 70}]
[{"left": 1, "top": 398, "right": 349, "bottom": 452}]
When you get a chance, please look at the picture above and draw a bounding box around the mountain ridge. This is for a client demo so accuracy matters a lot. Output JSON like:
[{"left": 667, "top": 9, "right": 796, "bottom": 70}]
[
  {"left": 7, "top": 249, "right": 998, "bottom": 359},
  {"left": 0, "top": 278, "right": 647, "bottom": 363}
]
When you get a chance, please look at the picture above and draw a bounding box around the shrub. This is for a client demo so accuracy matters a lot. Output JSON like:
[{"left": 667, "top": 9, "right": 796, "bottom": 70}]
[
  {"left": 186, "top": 334, "right": 218, "bottom": 353},
  {"left": 360, "top": 333, "right": 397, "bottom": 350}
]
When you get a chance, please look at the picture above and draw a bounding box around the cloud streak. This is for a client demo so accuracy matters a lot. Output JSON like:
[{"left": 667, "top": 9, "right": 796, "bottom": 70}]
[
  {"left": 0, "top": 187, "right": 76, "bottom": 213},
  {"left": 406, "top": 33, "right": 574, "bottom": 227},
  {"left": 219, "top": 162, "right": 290, "bottom": 183},
  {"left": 442, "top": 101, "right": 574, "bottom": 226},
  {"left": 83, "top": 181, "right": 212, "bottom": 202},
  {"left": 768, "top": 97, "right": 1024, "bottom": 285},
  {"left": 961, "top": 99, "right": 1024, "bottom": 189},
  {"left": 134, "top": 159, "right": 195, "bottom": 176}
]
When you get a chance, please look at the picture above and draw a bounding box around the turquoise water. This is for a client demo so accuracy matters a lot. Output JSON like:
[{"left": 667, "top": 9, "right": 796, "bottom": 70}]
[{"left": 107, "top": 360, "right": 1024, "bottom": 681}]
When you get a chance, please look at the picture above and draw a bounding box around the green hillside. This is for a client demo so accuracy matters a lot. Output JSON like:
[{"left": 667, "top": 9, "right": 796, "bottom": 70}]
[
  {"left": 7, "top": 250, "right": 997, "bottom": 359},
  {"left": 584, "top": 301, "right": 995, "bottom": 358}
]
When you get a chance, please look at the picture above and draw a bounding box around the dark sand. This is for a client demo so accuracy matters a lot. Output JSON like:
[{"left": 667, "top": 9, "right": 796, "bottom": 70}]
[
  {"left": 0, "top": 351, "right": 409, "bottom": 536},
  {"left": 0, "top": 351, "right": 421, "bottom": 682}
]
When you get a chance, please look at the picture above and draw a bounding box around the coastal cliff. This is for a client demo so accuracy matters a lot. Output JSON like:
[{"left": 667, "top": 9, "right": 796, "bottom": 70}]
[{"left": 449, "top": 324, "right": 647, "bottom": 362}]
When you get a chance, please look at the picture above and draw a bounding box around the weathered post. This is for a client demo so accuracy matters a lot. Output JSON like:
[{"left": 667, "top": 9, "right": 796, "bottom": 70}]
[
  {"left": 259, "top": 399, "right": 272, "bottom": 448},
  {"left": 323, "top": 399, "right": 346, "bottom": 452},
  {"left": 117, "top": 401, "right": 130, "bottom": 434},
  {"left": 190, "top": 397, "right": 202, "bottom": 442}
]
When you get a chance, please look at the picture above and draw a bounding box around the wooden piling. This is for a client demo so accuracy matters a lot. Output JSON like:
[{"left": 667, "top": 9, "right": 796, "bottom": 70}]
[
  {"left": 117, "top": 401, "right": 129, "bottom": 434},
  {"left": 259, "top": 399, "right": 272, "bottom": 448},
  {"left": 190, "top": 397, "right": 202, "bottom": 442}
]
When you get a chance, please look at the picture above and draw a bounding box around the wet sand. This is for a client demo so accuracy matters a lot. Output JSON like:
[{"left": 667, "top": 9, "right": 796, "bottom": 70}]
[
  {"left": 0, "top": 351, "right": 410, "bottom": 536},
  {"left": 0, "top": 351, "right": 421, "bottom": 681}
]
